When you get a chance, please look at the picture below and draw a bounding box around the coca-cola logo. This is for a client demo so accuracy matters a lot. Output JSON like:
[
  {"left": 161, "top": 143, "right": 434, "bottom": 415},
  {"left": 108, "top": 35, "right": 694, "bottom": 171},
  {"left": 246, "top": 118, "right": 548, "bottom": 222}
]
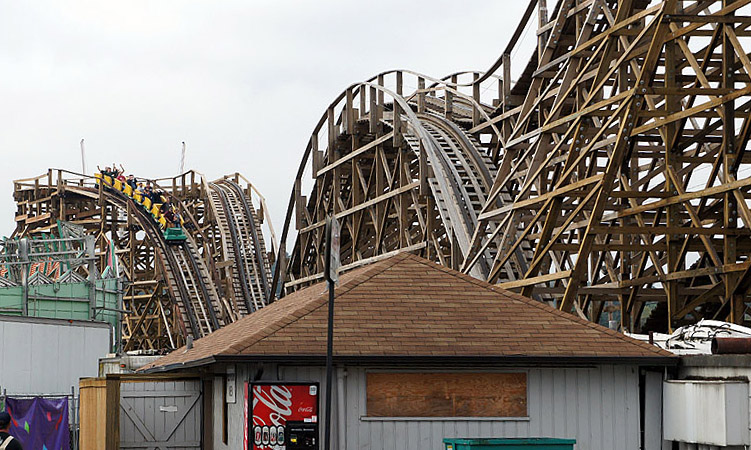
[
  {"left": 298, "top": 406, "right": 313, "bottom": 413},
  {"left": 252, "top": 385, "right": 293, "bottom": 427}
]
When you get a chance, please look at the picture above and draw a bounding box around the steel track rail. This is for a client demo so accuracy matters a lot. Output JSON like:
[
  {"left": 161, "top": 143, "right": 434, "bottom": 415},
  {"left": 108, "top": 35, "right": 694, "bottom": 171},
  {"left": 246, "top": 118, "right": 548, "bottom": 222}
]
[
  {"left": 101, "top": 190, "right": 202, "bottom": 339},
  {"left": 102, "top": 187, "right": 224, "bottom": 339},
  {"left": 218, "top": 180, "right": 270, "bottom": 302},
  {"left": 177, "top": 239, "right": 221, "bottom": 333},
  {"left": 209, "top": 182, "right": 256, "bottom": 314}
]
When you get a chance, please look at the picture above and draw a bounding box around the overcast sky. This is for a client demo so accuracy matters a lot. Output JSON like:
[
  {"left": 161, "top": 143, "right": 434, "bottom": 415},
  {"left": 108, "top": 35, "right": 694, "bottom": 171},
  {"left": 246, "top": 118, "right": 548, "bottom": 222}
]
[{"left": 0, "top": 0, "right": 534, "bottom": 242}]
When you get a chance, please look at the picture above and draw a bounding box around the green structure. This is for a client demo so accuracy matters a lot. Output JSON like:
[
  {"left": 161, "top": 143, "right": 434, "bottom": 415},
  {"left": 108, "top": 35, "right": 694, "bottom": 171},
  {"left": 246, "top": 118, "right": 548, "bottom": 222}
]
[
  {"left": 444, "top": 439, "right": 576, "bottom": 450},
  {"left": 0, "top": 222, "right": 123, "bottom": 350},
  {"left": 0, "top": 278, "right": 120, "bottom": 330}
]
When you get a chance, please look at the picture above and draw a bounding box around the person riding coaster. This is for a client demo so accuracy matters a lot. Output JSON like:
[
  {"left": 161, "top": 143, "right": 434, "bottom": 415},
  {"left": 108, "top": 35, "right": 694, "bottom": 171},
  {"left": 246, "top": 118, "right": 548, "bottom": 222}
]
[{"left": 97, "top": 169, "right": 187, "bottom": 241}]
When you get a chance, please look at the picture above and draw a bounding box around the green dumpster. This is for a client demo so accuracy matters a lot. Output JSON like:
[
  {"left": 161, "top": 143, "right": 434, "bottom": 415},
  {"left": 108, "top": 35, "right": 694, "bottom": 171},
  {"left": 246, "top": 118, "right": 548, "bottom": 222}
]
[{"left": 444, "top": 438, "right": 576, "bottom": 450}]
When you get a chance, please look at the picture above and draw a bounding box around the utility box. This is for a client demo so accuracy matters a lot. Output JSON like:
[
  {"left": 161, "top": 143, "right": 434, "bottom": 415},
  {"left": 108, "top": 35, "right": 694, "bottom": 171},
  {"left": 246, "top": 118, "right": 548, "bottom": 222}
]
[
  {"left": 443, "top": 438, "right": 576, "bottom": 450},
  {"left": 663, "top": 380, "right": 749, "bottom": 446}
]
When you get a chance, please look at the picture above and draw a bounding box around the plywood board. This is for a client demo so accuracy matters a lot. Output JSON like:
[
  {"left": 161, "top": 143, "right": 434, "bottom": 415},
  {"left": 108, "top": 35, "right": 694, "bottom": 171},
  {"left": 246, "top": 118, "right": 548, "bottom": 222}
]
[{"left": 366, "top": 372, "right": 527, "bottom": 417}]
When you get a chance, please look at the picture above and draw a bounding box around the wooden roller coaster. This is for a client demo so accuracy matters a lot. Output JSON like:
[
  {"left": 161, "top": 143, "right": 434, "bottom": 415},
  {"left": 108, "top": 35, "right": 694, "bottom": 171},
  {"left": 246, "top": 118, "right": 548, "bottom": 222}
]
[
  {"left": 275, "top": 0, "right": 751, "bottom": 332},
  {"left": 12, "top": 170, "right": 275, "bottom": 351}
]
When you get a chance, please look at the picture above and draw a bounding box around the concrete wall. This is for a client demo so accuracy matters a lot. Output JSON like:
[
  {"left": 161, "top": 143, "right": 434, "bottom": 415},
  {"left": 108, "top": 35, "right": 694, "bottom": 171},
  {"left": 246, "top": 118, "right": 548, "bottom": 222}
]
[
  {"left": 0, "top": 315, "right": 110, "bottom": 395},
  {"left": 212, "top": 363, "right": 649, "bottom": 450}
]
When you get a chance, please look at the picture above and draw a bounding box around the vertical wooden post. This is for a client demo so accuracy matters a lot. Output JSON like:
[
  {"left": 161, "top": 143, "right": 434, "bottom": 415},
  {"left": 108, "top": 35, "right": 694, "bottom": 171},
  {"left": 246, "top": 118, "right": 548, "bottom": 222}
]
[
  {"left": 664, "top": 38, "right": 680, "bottom": 332},
  {"left": 502, "top": 53, "right": 511, "bottom": 109},
  {"left": 393, "top": 102, "right": 403, "bottom": 149},
  {"left": 472, "top": 73, "right": 481, "bottom": 127},
  {"left": 445, "top": 75, "right": 457, "bottom": 120},
  {"left": 345, "top": 89, "right": 355, "bottom": 136},
  {"left": 369, "top": 86, "right": 378, "bottom": 134},
  {"left": 327, "top": 106, "right": 336, "bottom": 162},
  {"left": 723, "top": 0, "right": 740, "bottom": 322},
  {"left": 202, "top": 377, "right": 214, "bottom": 450},
  {"left": 538, "top": 0, "right": 549, "bottom": 61},
  {"left": 417, "top": 77, "right": 426, "bottom": 114},
  {"left": 359, "top": 86, "right": 366, "bottom": 122},
  {"left": 105, "top": 375, "right": 121, "bottom": 450},
  {"left": 295, "top": 178, "right": 304, "bottom": 229},
  {"left": 58, "top": 170, "right": 65, "bottom": 222},
  {"left": 377, "top": 74, "right": 384, "bottom": 113},
  {"left": 311, "top": 135, "right": 321, "bottom": 179}
]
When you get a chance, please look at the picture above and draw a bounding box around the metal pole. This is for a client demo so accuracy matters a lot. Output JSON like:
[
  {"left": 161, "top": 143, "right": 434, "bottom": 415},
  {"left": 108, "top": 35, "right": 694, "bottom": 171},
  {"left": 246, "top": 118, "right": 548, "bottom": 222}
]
[
  {"left": 323, "top": 216, "right": 334, "bottom": 450},
  {"left": 20, "top": 238, "right": 29, "bottom": 315},
  {"left": 179, "top": 142, "right": 186, "bottom": 174},
  {"left": 80, "top": 139, "right": 87, "bottom": 175},
  {"left": 71, "top": 385, "right": 77, "bottom": 450}
]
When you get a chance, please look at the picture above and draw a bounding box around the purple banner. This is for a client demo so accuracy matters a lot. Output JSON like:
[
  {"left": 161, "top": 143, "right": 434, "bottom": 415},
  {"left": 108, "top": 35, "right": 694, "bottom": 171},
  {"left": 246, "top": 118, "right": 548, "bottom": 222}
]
[{"left": 5, "top": 397, "right": 70, "bottom": 450}]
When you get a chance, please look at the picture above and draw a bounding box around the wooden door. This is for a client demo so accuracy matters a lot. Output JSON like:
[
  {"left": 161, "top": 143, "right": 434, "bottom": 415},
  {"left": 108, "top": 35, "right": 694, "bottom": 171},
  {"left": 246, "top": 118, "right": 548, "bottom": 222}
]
[{"left": 119, "top": 380, "right": 202, "bottom": 450}]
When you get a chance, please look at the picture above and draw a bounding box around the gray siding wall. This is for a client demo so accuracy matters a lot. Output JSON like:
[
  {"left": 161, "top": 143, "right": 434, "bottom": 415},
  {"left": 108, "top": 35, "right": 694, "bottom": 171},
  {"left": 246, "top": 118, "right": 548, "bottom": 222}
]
[
  {"left": 0, "top": 317, "right": 110, "bottom": 395},
  {"left": 213, "top": 364, "right": 641, "bottom": 450}
]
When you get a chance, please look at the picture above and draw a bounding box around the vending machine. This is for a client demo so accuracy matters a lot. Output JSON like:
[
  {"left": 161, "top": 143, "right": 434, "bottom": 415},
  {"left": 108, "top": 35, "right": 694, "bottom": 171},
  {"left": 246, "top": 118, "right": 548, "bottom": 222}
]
[{"left": 247, "top": 382, "right": 319, "bottom": 450}]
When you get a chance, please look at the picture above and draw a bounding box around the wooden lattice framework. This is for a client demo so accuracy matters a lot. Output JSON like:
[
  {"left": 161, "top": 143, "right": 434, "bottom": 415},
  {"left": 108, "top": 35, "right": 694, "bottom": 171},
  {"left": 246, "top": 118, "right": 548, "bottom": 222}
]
[
  {"left": 12, "top": 169, "right": 275, "bottom": 351},
  {"left": 276, "top": 0, "right": 751, "bottom": 332}
]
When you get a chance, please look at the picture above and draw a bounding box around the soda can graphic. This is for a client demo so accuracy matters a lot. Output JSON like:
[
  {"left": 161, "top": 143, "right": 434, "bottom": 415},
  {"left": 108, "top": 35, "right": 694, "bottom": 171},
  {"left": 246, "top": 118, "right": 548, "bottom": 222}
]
[
  {"left": 270, "top": 426, "right": 277, "bottom": 445},
  {"left": 277, "top": 426, "right": 285, "bottom": 445},
  {"left": 254, "top": 426, "right": 262, "bottom": 446},
  {"left": 262, "top": 426, "right": 270, "bottom": 445}
]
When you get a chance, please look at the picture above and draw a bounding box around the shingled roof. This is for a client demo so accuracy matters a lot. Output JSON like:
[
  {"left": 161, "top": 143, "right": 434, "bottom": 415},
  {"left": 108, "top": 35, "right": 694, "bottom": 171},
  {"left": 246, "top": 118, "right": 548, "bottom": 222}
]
[{"left": 144, "top": 253, "right": 674, "bottom": 372}]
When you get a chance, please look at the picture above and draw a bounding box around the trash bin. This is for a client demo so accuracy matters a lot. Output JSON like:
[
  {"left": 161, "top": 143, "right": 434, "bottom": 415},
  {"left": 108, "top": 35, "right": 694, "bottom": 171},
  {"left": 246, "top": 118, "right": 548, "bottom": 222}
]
[{"left": 443, "top": 438, "right": 576, "bottom": 450}]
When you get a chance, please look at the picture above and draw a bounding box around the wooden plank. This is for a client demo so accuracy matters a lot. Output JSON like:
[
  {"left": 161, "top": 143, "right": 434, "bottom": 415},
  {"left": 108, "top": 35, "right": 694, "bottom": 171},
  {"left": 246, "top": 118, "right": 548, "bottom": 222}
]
[
  {"left": 317, "top": 132, "right": 394, "bottom": 176},
  {"left": 366, "top": 372, "right": 527, "bottom": 418},
  {"left": 80, "top": 378, "right": 108, "bottom": 450},
  {"left": 498, "top": 270, "right": 573, "bottom": 290},
  {"left": 610, "top": 175, "right": 751, "bottom": 220},
  {"left": 105, "top": 375, "right": 121, "bottom": 450},
  {"left": 203, "top": 378, "right": 213, "bottom": 450}
]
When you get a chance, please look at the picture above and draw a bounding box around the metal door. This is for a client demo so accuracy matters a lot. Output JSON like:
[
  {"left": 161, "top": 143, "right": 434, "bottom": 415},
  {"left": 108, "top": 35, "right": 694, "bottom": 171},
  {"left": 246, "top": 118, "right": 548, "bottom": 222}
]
[{"left": 119, "top": 380, "right": 202, "bottom": 450}]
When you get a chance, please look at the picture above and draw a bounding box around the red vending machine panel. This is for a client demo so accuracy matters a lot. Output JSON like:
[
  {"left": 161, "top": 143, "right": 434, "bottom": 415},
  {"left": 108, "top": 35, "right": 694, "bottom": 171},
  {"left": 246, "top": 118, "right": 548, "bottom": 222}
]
[{"left": 248, "top": 382, "right": 319, "bottom": 450}]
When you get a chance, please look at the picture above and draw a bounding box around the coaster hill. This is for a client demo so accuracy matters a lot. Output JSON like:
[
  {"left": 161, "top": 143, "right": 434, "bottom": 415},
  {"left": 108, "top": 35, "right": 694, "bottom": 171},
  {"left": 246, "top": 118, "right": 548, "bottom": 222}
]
[
  {"left": 12, "top": 169, "right": 275, "bottom": 352},
  {"left": 12, "top": 0, "right": 751, "bottom": 349},
  {"left": 274, "top": 0, "right": 751, "bottom": 333}
]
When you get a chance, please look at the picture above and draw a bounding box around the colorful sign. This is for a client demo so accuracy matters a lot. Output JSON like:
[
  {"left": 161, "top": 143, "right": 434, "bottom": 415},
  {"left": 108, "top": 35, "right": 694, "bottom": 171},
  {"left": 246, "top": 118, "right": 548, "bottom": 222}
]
[
  {"left": 248, "top": 382, "right": 318, "bottom": 450},
  {"left": 4, "top": 396, "right": 70, "bottom": 450}
]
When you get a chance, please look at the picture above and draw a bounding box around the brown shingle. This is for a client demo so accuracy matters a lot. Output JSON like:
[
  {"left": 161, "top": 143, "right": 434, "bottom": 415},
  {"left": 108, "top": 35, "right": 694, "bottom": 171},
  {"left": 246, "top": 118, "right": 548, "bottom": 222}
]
[{"left": 144, "top": 253, "right": 673, "bottom": 370}]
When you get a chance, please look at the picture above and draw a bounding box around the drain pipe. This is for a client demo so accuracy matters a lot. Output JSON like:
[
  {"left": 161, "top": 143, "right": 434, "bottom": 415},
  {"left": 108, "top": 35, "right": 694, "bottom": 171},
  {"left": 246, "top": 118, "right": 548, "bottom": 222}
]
[{"left": 336, "top": 367, "right": 347, "bottom": 450}]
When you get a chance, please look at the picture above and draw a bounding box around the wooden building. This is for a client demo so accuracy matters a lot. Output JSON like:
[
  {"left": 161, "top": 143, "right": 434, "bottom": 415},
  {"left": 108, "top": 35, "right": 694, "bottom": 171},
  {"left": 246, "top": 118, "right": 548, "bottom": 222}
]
[{"left": 143, "top": 253, "right": 675, "bottom": 450}]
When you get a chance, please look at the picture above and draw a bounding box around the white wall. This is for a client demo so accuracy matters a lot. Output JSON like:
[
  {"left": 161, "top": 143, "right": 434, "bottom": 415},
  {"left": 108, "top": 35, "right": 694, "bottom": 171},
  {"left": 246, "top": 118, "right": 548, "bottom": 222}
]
[
  {"left": 213, "top": 363, "right": 645, "bottom": 450},
  {"left": 674, "top": 359, "right": 751, "bottom": 449},
  {"left": 0, "top": 316, "right": 110, "bottom": 395}
]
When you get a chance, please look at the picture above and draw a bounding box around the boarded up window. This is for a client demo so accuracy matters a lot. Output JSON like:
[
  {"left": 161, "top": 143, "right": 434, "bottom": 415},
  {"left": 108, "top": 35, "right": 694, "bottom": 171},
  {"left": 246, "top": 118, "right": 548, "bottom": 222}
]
[{"left": 366, "top": 372, "right": 527, "bottom": 417}]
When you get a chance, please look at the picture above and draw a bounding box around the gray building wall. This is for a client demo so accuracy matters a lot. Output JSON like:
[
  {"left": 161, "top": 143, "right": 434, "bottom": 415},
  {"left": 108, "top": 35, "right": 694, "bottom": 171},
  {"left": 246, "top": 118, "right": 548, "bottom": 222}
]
[
  {"left": 0, "top": 316, "right": 110, "bottom": 395},
  {"left": 213, "top": 363, "right": 650, "bottom": 450}
]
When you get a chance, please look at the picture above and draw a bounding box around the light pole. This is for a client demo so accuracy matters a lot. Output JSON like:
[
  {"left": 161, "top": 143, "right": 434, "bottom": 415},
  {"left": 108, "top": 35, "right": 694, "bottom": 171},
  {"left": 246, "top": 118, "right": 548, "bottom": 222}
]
[{"left": 323, "top": 215, "right": 340, "bottom": 450}]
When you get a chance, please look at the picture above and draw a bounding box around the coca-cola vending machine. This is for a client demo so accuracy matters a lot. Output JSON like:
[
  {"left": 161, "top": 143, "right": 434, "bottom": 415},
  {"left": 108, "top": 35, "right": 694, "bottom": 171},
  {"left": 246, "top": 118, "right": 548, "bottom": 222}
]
[{"left": 247, "top": 382, "right": 319, "bottom": 450}]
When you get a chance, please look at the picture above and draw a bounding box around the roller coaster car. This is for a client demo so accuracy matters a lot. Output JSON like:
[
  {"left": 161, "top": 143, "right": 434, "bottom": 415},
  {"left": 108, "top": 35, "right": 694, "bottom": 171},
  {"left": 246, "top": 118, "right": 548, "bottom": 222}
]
[{"left": 164, "top": 227, "right": 187, "bottom": 243}]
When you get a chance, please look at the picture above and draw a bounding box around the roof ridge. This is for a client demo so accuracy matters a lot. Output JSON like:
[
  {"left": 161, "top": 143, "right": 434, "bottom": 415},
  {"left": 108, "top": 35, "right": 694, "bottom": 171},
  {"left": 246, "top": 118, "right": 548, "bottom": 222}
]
[
  {"left": 406, "top": 256, "right": 671, "bottom": 357},
  {"left": 234, "top": 254, "right": 408, "bottom": 353}
]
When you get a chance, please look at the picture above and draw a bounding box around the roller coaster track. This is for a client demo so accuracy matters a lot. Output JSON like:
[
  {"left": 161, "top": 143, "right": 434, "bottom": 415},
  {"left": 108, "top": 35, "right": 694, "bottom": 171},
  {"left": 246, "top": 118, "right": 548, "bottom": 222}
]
[
  {"left": 208, "top": 179, "right": 270, "bottom": 313},
  {"left": 102, "top": 190, "right": 224, "bottom": 339},
  {"left": 12, "top": 169, "right": 275, "bottom": 350},
  {"left": 275, "top": 0, "right": 751, "bottom": 333}
]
